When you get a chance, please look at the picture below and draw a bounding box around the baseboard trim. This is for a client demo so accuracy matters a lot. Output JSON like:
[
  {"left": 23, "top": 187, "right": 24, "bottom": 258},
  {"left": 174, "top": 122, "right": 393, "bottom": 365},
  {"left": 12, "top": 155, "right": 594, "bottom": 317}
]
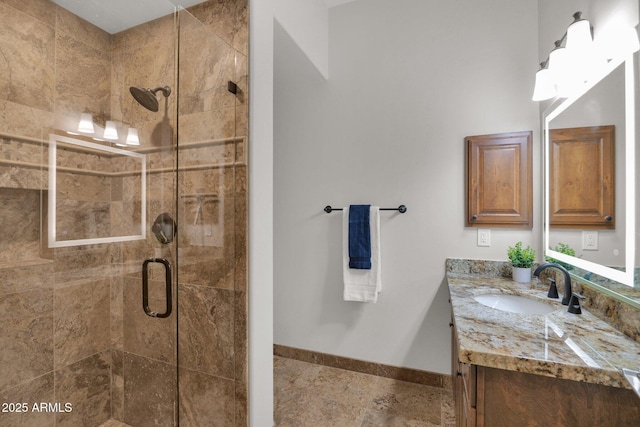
[{"left": 274, "top": 344, "right": 451, "bottom": 390}]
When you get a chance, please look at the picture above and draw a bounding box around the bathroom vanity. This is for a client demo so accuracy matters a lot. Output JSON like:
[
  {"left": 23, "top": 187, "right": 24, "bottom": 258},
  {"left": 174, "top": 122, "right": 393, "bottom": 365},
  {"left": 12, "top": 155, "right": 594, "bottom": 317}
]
[{"left": 447, "top": 260, "right": 640, "bottom": 427}]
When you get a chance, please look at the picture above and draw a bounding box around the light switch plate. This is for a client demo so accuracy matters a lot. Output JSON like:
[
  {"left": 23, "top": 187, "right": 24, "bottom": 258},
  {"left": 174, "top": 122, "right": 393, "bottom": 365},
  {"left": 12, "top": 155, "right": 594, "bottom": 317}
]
[
  {"left": 582, "top": 230, "right": 598, "bottom": 250},
  {"left": 477, "top": 229, "right": 491, "bottom": 247}
]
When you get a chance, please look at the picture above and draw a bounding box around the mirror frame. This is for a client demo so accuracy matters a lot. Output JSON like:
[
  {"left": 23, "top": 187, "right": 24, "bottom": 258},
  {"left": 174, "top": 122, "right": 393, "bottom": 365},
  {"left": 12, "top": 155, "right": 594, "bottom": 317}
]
[{"left": 543, "top": 53, "right": 636, "bottom": 288}]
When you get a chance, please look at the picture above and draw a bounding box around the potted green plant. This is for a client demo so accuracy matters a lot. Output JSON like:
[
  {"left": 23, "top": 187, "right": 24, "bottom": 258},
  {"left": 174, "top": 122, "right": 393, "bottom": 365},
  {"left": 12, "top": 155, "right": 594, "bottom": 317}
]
[
  {"left": 507, "top": 241, "right": 536, "bottom": 282},
  {"left": 546, "top": 242, "right": 575, "bottom": 270}
]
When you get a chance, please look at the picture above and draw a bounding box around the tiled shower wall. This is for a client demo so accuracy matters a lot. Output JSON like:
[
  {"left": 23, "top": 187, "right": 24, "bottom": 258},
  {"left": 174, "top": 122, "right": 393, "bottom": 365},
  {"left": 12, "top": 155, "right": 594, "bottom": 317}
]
[{"left": 0, "top": 1, "right": 248, "bottom": 426}]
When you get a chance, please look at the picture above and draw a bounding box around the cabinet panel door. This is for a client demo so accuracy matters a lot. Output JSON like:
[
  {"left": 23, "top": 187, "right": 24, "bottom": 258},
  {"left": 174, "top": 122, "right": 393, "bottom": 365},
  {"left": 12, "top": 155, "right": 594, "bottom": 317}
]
[
  {"left": 466, "top": 131, "right": 532, "bottom": 228},
  {"left": 549, "top": 125, "right": 615, "bottom": 229}
]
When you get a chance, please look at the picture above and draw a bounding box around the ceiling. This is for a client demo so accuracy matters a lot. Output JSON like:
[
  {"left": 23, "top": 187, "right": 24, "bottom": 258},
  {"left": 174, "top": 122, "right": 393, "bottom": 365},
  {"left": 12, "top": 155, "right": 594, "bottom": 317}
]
[{"left": 52, "top": 0, "right": 207, "bottom": 34}]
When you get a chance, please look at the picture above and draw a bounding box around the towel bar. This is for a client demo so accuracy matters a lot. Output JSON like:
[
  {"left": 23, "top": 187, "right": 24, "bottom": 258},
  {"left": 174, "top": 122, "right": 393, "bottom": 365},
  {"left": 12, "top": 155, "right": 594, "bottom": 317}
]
[{"left": 324, "top": 205, "right": 407, "bottom": 213}]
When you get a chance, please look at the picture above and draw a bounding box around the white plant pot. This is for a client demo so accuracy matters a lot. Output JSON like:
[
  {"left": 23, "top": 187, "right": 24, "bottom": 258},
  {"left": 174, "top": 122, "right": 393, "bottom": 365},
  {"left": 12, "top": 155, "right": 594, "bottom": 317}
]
[{"left": 512, "top": 267, "right": 531, "bottom": 282}]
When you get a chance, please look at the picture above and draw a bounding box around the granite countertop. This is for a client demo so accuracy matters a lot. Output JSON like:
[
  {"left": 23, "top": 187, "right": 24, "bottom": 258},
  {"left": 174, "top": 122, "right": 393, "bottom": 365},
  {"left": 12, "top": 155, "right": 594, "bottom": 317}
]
[{"left": 447, "top": 270, "right": 640, "bottom": 389}]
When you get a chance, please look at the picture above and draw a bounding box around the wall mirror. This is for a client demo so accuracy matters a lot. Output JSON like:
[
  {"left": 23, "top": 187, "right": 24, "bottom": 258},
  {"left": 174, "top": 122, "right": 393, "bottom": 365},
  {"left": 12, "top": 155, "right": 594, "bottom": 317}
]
[
  {"left": 543, "top": 52, "right": 637, "bottom": 305},
  {"left": 48, "top": 134, "right": 147, "bottom": 247}
]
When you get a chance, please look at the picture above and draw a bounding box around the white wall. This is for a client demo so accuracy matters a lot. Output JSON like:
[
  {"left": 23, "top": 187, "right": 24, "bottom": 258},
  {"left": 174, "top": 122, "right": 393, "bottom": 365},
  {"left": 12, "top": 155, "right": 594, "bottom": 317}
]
[
  {"left": 274, "top": 0, "right": 540, "bottom": 374},
  {"left": 248, "top": 0, "right": 274, "bottom": 425},
  {"left": 274, "top": 0, "right": 329, "bottom": 78}
]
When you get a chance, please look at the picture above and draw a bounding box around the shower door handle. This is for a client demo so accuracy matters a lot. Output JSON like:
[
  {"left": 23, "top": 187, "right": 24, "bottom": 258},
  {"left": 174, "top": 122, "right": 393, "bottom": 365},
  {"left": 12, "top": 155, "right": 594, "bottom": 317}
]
[{"left": 142, "top": 258, "right": 173, "bottom": 318}]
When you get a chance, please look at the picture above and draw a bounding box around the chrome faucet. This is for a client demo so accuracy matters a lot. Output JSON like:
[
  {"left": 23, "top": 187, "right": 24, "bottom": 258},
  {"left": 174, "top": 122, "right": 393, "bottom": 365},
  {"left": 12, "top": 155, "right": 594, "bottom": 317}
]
[{"left": 533, "top": 263, "right": 572, "bottom": 306}]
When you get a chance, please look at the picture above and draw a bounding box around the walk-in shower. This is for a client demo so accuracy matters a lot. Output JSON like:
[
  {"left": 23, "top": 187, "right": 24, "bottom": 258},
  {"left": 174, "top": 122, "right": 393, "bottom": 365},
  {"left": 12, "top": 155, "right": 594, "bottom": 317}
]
[
  {"left": 130, "top": 85, "right": 172, "bottom": 112},
  {"left": 0, "top": 1, "right": 248, "bottom": 426}
]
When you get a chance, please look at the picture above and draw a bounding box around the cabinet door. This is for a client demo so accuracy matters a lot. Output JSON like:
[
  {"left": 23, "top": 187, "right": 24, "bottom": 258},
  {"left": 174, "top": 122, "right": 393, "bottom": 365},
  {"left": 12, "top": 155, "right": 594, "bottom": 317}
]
[
  {"left": 466, "top": 131, "right": 532, "bottom": 228},
  {"left": 549, "top": 125, "right": 615, "bottom": 229},
  {"left": 452, "top": 318, "right": 477, "bottom": 427}
]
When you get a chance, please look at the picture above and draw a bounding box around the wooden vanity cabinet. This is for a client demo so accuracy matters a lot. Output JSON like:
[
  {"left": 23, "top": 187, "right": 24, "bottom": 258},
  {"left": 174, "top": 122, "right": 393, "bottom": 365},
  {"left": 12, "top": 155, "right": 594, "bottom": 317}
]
[
  {"left": 451, "top": 320, "right": 476, "bottom": 427},
  {"left": 451, "top": 321, "right": 640, "bottom": 426}
]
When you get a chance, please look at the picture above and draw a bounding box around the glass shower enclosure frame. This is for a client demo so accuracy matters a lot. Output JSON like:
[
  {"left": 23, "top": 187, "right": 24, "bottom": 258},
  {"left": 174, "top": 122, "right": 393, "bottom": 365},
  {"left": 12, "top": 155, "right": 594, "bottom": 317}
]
[{"left": 0, "top": 1, "right": 247, "bottom": 426}]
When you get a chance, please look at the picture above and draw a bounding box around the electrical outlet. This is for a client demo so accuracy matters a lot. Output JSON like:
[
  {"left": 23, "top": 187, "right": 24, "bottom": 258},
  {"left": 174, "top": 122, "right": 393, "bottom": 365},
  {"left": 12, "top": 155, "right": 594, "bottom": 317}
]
[
  {"left": 477, "top": 229, "right": 491, "bottom": 247},
  {"left": 582, "top": 231, "right": 598, "bottom": 250}
]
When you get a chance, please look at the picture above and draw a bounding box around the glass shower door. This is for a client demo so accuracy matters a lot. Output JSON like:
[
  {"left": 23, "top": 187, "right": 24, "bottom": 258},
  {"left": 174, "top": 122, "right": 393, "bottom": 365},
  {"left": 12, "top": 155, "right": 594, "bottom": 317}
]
[
  {"left": 114, "top": 8, "right": 180, "bottom": 426},
  {"left": 0, "top": 1, "right": 247, "bottom": 425}
]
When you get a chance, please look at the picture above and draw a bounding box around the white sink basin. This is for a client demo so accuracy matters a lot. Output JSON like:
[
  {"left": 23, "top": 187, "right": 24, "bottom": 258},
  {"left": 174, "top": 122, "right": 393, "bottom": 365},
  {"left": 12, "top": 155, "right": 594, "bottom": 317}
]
[{"left": 474, "top": 293, "right": 556, "bottom": 315}]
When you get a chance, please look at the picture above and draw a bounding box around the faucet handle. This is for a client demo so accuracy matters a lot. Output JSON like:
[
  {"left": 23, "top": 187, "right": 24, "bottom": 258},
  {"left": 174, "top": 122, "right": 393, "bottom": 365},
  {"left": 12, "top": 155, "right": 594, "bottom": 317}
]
[
  {"left": 568, "top": 292, "right": 585, "bottom": 314},
  {"left": 546, "top": 278, "right": 559, "bottom": 299}
]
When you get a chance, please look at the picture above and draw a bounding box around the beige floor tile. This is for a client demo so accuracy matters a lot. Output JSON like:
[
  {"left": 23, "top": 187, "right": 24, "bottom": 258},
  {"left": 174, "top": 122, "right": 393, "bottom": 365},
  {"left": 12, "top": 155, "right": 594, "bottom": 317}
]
[{"left": 274, "top": 356, "right": 454, "bottom": 427}]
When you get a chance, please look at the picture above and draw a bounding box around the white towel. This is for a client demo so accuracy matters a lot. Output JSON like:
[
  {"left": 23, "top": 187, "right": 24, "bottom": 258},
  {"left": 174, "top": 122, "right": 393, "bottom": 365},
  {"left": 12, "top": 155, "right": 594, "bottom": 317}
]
[{"left": 343, "top": 206, "right": 381, "bottom": 302}]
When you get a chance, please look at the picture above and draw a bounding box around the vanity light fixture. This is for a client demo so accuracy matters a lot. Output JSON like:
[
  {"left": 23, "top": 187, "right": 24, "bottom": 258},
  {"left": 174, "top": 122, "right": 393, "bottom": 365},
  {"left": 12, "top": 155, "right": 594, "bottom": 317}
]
[
  {"left": 533, "top": 12, "right": 596, "bottom": 101},
  {"left": 77, "top": 113, "right": 95, "bottom": 134},
  {"left": 126, "top": 127, "right": 140, "bottom": 146},
  {"left": 532, "top": 59, "right": 556, "bottom": 101},
  {"left": 565, "top": 12, "right": 592, "bottom": 52},
  {"left": 103, "top": 120, "right": 119, "bottom": 141}
]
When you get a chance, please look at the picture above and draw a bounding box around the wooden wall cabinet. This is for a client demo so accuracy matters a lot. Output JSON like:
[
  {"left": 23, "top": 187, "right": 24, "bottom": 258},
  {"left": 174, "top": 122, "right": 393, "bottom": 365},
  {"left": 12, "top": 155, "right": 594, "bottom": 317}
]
[
  {"left": 549, "top": 125, "right": 615, "bottom": 229},
  {"left": 466, "top": 131, "right": 532, "bottom": 228}
]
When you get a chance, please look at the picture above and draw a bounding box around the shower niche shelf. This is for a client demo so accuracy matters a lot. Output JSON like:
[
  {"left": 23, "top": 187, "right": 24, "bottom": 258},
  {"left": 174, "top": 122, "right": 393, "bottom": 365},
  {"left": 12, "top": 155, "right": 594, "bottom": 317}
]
[
  {"left": 0, "top": 187, "right": 52, "bottom": 267},
  {"left": 48, "top": 134, "right": 147, "bottom": 247}
]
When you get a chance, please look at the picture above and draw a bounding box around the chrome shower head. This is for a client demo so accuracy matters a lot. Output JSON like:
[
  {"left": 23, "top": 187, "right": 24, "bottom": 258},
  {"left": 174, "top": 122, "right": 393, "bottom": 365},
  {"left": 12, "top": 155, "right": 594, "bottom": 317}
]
[{"left": 129, "top": 86, "right": 171, "bottom": 112}]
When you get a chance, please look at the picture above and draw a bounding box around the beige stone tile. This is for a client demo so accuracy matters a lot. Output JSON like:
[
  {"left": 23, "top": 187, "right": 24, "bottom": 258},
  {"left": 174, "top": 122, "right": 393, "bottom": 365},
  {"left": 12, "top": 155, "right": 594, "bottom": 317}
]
[
  {"left": 0, "top": 373, "right": 55, "bottom": 427},
  {"left": 0, "top": 3, "right": 55, "bottom": 111},
  {"left": 440, "top": 389, "right": 456, "bottom": 427},
  {"left": 0, "top": 187, "right": 41, "bottom": 263},
  {"left": 360, "top": 411, "right": 440, "bottom": 426},
  {"left": 367, "top": 377, "right": 443, "bottom": 425},
  {"left": 98, "top": 419, "right": 133, "bottom": 427},
  {"left": 235, "top": 380, "right": 248, "bottom": 427},
  {"left": 178, "top": 367, "right": 235, "bottom": 427},
  {"left": 54, "top": 351, "right": 111, "bottom": 427},
  {"left": 54, "top": 32, "right": 111, "bottom": 119},
  {"left": 234, "top": 290, "right": 247, "bottom": 383},
  {"left": 112, "top": 13, "right": 175, "bottom": 55},
  {"left": 111, "top": 349, "right": 124, "bottom": 422},
  {"left": 55, "top": 5, "right": 111, "bottom": 53},
  {"left": 178, "top": 108, "right": 236, "bottom": 143},
  {"left": 0, "top": 288, "right": 54, "bottom": 391},
  {"left": 0, "top": 260, "right": 54, "bottom": 295},
  {"left": 123, "top": 352, "right": 176, "bottom": 427},
  {"left": 122, "top": 276, "right": 176, "bottom": 363},
  {"left": 0, "top": 0, "right": 56, "bottom": 27},
  {"left": 186, "top": 0, "right": 248, "bottom": 55},
  {"left": 121, "top": 38, "right": 176, "bottom": 125},
  {"left": 180, "top": 167, "right": 236, "bottom": 199},
  {"left": 274, "top": 357, "right": 452, "bottom": 426},
  {"left": 274, "top": 358, "right": 323, "bottom": 426},
  {"left": 0, "top": 101, "right": 53, "bottom": 139},
  {"left": 178, "top": 26, "right": 236, "bottom": 116},
  {"left": 178, "top": 284, "right": 235, "bottom": 378},
  {"left": 111, "top": 276, "right": 124, "bottom": 350},
  {"left": 53, "top": 244, "right": 113, "bottom": 285},
  {"left": 54, "top": 278, "right": 110, "bottom": 369},
  {"left": 278, "top": 362, "right": 378, "bottom": 426}
]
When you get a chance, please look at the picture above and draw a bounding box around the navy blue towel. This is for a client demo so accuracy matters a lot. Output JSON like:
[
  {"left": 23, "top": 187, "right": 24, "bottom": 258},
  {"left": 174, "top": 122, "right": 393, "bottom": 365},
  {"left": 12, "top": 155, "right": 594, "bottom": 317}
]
[{"left": 348, "top": 205, "right": 372, "bottom": 269}]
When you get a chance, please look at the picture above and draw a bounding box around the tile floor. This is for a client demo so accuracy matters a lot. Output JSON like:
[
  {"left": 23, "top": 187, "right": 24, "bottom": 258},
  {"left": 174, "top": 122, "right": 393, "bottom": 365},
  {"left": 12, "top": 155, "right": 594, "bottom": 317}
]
[
  {"left": 99, "top": 420, "right": 131, "bottom": 427},
  {"left": 274, "top": 356, "right": 456, "bottom": 426},
  {"left": 98, "top": 420, "right": 130, "bottom": 427},
  {"left": 99, "top": 356, "right": 455, "bottom": 426}
]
